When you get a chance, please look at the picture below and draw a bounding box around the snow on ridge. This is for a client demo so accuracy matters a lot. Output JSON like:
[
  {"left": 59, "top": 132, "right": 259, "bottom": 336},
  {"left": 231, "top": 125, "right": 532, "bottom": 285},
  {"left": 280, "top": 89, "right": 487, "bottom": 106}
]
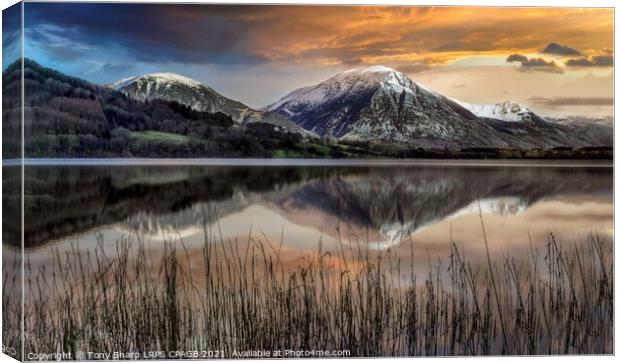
[
  {"left": 140, "top": 72, "right": 204, "bottom": 87},
  {"left": 109, "top": 76, "right": 140, "bottom": 91},
  {"left": 342, "top": 65, "right": 436, "bottom": 94},
  {"left": 110, "top": 72, "right": 205, "bottom": 92},
  {"left": 266, "top": 65, "right": 416, "bottom": 112},
  {"left": 343, "top": 65, "right": 397, "bottom": 74},
  {"left": 453, "top": 99, "right": 535, "bottom": 122}
]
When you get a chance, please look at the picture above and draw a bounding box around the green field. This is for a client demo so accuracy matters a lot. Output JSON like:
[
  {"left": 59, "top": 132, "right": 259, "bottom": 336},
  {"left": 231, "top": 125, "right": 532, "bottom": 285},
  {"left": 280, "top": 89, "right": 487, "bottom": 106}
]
[{"left": 129, "top": 131, "right": 191, "bottom": 145}]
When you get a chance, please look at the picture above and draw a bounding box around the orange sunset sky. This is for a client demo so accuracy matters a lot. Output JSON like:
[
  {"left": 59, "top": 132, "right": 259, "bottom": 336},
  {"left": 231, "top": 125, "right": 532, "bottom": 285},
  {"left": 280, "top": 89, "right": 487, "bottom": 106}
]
[{"left": 16, "top": 4, "right": 615, "bottom": 117}]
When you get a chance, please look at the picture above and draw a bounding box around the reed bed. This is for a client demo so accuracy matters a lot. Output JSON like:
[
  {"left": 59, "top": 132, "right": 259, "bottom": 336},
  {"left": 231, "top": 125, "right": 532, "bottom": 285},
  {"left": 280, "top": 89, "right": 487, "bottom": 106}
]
[{"left": 4, "top": 227, "right": 614, "bottom": 358}]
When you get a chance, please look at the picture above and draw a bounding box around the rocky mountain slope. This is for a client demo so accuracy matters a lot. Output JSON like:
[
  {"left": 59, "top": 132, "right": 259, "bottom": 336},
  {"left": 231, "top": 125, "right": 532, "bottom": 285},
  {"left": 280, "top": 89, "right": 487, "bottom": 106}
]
[
  {"left": 547, "top": 116, "right": 613, "bottom": 146},
  {"left": 266, "top": 66, "right": 604, "bottom": 149},
  {"left": 266, "top": 65, "right": 512, "bottom": 148},
  {"left": 454, "top": 99, "right": 607, "bottom": 148}
]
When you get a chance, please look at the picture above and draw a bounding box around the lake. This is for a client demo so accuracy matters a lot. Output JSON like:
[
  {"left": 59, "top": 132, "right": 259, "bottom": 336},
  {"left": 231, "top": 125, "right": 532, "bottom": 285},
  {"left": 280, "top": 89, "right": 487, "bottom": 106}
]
[
  {"left": 15, "top": 160, "right": 612, "bottom": 258},
  {"left": 3, "top": 159, "right": 614, "bottom": 355}
]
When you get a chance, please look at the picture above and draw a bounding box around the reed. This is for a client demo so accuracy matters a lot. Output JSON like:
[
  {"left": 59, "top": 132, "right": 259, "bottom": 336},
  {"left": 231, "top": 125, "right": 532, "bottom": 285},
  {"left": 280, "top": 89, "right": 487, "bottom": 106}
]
[{"left": 4, "top": 226, "right": 614, "bottom": 358}]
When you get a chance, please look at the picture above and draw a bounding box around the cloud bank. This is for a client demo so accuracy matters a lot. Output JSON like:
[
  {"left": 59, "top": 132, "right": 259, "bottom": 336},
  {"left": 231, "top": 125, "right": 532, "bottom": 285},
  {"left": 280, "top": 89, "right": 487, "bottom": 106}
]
[
  {"left": 506, "top": 54, "right": 563, "bottom": 73},
  {"left": 565, "top": 55, "right": 613, "bottom": 67},
  {"left": 542, "top": 43, "right": 581, "bottom": 56}
]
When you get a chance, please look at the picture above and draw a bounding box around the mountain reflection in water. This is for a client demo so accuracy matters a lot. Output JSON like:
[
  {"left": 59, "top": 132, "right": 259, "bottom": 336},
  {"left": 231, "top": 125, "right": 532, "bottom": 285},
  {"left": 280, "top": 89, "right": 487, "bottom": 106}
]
[{"left": 10, "top": 164, "right": 611, "bottom": 255}]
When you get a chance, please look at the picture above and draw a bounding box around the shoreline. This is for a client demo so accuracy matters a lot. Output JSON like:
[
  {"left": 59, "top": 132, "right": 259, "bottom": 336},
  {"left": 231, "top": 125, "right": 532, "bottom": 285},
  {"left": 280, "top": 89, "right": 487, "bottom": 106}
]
[{"left": 2, "top": 158, "right": 614, "bottom": 168}]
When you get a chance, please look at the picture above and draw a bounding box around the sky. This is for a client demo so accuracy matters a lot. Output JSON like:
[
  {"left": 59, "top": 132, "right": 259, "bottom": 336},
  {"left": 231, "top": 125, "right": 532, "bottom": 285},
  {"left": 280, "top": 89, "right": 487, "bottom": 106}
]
[{"left": 4, "top": 3, "right": 615, "bottom": 118}]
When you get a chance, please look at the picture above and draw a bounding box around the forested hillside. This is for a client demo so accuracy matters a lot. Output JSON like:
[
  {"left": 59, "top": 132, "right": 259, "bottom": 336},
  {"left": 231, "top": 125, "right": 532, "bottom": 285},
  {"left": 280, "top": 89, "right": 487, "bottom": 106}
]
[{"left": 2, "top": 59, "right": 313, "bottom": 158}]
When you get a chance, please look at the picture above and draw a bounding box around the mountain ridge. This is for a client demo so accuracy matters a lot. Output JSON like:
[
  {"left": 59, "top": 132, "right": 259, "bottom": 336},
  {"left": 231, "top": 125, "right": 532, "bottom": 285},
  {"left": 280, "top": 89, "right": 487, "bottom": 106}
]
[
  {"left": 266, "top": 65, "right": 607, "bottom": 149},
  {"left": 454, "top": 100, "right": 540, "bottom": 123},
  {"left": 109, "top": 72, "right": 313, "bottom": 136},
  {"left": 3, "top": 58, "right": 611, "bottom": 159},
  {"left": 266, "top": 65, "right": 512, "bottom": 148}
]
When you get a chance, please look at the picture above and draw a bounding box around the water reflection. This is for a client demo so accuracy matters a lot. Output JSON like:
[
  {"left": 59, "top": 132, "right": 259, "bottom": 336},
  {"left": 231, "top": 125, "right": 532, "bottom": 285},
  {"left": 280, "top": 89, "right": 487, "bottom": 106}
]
[{"left": 19, "top": 164, "right": 611, "bottom": 256}]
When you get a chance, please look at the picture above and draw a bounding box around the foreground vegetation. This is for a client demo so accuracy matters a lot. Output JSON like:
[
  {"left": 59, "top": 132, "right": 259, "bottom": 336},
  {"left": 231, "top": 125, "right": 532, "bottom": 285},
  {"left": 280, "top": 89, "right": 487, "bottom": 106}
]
[{"left": 3, "top": 228, "right": 613, "bottom": 358}]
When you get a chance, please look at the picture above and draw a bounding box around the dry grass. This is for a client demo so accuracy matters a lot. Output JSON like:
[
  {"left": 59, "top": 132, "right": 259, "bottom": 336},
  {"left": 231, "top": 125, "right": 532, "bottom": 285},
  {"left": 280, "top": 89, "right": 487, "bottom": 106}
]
[{"left": 3, "top": 226, "right": 614, "bottom": 358}]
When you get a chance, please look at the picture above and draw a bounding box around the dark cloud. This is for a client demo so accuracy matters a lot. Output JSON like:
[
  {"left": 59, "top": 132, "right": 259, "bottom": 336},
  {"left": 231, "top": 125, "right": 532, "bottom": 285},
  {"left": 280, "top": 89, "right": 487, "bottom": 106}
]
[
  {"left": 2, "top": 3, "right": 22, "bottom": 68},
  {"left": 25, "top": 3, "right": 270, "bottom": 65},
  {"left": 565, "top": 55, "right": 613, "bottom": 67},
  {"left": 528, "top": 96, "right": 613, "bottom": 106},
  {"left": 506, "top": 54, "right": 563, "bottom": 73},
  {"left": 506, "top": 54, "right": 528, "bottom": 63},
  {"left": 21, "top": 2, "right": 614, "bottom": 78},
  {"left": 2, "top": 2, "right": 21, "bottom": 40},
  {"left": 541, "top": 43, "right": 581, "bottom": 56},
  {"left": 565, "top": 58, "right": 593, "bottom": 67},
  {"left": 521, "top": 58, "right": 561, "bottom": 70}
]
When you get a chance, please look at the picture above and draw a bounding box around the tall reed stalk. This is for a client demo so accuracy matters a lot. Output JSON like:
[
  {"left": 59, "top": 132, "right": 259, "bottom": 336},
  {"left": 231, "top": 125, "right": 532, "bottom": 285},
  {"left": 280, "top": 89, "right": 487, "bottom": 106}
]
[{"left": 4, "top": 225, "right": 614, "bottom": 358}]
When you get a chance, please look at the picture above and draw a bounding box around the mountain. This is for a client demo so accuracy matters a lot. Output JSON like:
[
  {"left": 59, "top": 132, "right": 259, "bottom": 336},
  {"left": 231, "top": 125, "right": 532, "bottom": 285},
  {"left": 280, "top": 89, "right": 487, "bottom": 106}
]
[
  {"left": 110, "top": 72, "right": 310, "bottom": 135},
  {"left": 266, "top": 66, "right": 601, "bottom": 149},
  {"left": 265, "top": 65, "right": 511, "bottom": 148},
  {"left": 454, "top": 100, "right": 595, "bottom": 148},
  {"left": 454, "top": 100, "right": 542, "bottom": 123},
  {"left": 110, "top": 73, "right": 247, "bottom": 115},
  {"left": 547, "top": 116, "right": 613, "bottom": 146}
]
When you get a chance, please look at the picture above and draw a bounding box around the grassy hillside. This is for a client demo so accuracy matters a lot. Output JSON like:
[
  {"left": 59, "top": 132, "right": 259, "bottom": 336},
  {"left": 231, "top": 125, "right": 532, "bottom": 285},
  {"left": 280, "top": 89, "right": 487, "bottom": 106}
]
[{"left": 129, "top": 131, "right": 191, "bottom": 145}]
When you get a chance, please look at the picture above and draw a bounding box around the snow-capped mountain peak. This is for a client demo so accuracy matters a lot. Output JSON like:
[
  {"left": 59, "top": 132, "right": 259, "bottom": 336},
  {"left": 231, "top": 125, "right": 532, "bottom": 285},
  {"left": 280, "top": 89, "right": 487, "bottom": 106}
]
[
  {"left": 109, "top": 76, "right": 139, "bottom": 91},
  {"left": 135, "top": 72, "right": 203, "bottom": 87},
  {"left": 454, "top": 99, "right": 538, "bottom": 122},
  {"left": 334, "top": 65, "right": 411, "bottom": 86},
  {"left": 109, "top": 72, "right": 205, "bottom": 92},
  {"left": 108, "top": 72, "right": 313, "bottom": 135},
  {"left": 265, "top": 65, "right": 510, "bottom": 146},
  {"left": 109, "top": 71, "right": 232, "bottom": 114},
  {"left": 342, "top": 65, "right": 396, "bottom": 74},
  {"left": 266, "top": 65, "right": 422, "bottom": 114}
]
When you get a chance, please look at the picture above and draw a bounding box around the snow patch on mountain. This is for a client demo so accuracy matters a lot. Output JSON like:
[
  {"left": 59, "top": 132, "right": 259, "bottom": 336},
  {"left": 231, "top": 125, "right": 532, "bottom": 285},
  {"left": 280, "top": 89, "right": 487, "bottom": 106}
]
[
  {"left": 454, "top": 100, "right": 538, "bottom": 122},
  {"left": 266, "top": 65, "right": 414, "bottom": 114},
  {"left": 110, "top": 72, "right": 204, "bottom": 92}
]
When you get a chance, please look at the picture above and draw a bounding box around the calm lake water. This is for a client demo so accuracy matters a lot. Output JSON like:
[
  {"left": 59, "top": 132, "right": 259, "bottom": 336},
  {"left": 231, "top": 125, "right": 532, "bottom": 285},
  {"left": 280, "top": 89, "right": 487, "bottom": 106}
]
[{"left": 9, "top": 159, "right": 611, "bottom": 275}]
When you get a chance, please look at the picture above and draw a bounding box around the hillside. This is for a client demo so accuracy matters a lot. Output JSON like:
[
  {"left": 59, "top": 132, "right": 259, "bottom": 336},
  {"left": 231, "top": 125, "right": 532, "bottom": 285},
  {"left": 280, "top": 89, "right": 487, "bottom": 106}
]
[{"left": 2, "top": 59, "right": 318, "bottom": 158}]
